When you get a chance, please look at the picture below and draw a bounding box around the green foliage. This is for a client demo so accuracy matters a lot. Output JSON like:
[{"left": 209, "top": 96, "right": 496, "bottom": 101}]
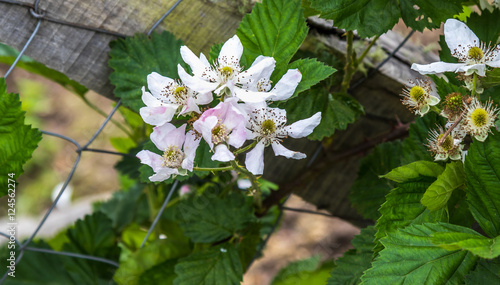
[
  {"left": 431, "top": 228, "right": 500, "bottom": 259},
  {"left": 175, "top": 192, "right": 256, "bottom": 243},
  {"left": 287, "top": 58, "right": 336, "bottom": 99},
  {"left": 327, "top": 226, "right": 376, "bottom": 285},
  {"left": 381, "top": 160, "right": 444, "bottom": 183},
  {"left": 109, "top": 31, "right": 185, "bottom": 112},
  {"left": 236, "top": 222, "right": 262, "bottom": 269},
  {"left": 421, "top": 161, "right": 465, "bottom": 212},
  {"left": 465, "top": 259, "right": 500, "bottom": 284},
  {"left": 272, "top": 256, "right": 334, "bottom": 285},
  {"left": 0, "top": 43, "right": 88, "bottom": 96},
  {"left": 466, "top": 9, "right": 500, "bottom": 44},
  {"left": 0, "top": 78, "right": 42, "bottom": 197},
  {"left": 430, "top": 74, "right": 469, "bottom": 101},
  {"left": 361, "top": 223, "right": 479, "bottom": 284},
  {"left": 465, "top": 130, "right": 500, "bottom": 237},
  {"left": 174, "top": 244, "right": 243, "bottom": 285},
  {"left": 309, "top": 0, "right": 463, "bottom": 38},
  {"left": 237, "top": 0, "right": 308, "bottom": 79}
]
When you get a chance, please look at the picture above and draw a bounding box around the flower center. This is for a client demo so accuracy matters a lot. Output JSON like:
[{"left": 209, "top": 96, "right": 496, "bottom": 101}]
[
  {"left": 471, "top": 108, "right": 488, "bottom": 127},
  {"left": 468, "top": 46, "right": 484, "bottom": 61},
  {"left": 438, "top": 134, "right": 454, "bottom": 152},
  {"left": 212, "top": 123, "right": 229, "bottom": 144},
  {"left": 409, "top": 86, "right": 425, "bottom": 102},
  {"left": 220, "top": 66, "right": 234, "bottom": 78},
  {"left": 261, "top": 119, "right": 276, "bottom": 136},
  {"left": 162, "top": 145, "right": 184, "bottom": 168}
]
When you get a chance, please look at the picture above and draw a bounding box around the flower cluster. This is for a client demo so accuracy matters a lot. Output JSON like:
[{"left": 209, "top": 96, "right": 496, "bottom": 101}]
[
  {"left": 405, "top": 19, "right": 500, "bottom": 161},
  {"left": 137, "top": 35, "right": 321, "bottom": 181}
]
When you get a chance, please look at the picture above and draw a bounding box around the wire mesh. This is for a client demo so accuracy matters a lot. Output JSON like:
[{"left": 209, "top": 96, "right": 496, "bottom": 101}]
[{"left": 0, "top": 0, "right": 415, "bottom": 282}]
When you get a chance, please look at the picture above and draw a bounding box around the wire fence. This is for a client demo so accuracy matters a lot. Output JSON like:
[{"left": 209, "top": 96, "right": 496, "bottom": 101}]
[{"left": 0, "top": 0, "right": 415, "bottom": 283}]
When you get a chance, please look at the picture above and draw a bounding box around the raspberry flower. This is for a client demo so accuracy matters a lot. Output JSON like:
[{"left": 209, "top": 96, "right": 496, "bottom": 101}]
[
  {"left": 427, "top": 125, "right": 464, "bottom": 161},
  {"left": 400, "top": 79, "right": 440, "bottom": 116},
  {"left": 178, "top": 35, "right": 277, "bottom": 103},
  {"left": 441, "top": 92, "right": 468, "bottom": 121},
  {"left": 193, "top": 99, "right": 247, "bottom": 162},
  {"left": 245, "top": 107, "right": 321, "bottom": 175},
  {"left": 463, "top": 98, "right": 499, "bottom": 142},
  {"left": 139, "top": 87, "right": 178, "bottom": 126},
  {"left": 412, "top": 19, "right": 500, "bottom": 76},
  {"left": 137, "top": 123, "right": 200, "bottom": 182}
]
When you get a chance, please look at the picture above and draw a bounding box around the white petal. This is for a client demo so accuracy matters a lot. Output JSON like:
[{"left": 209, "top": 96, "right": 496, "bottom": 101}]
[
  {"left": 182, "top": 131, "right": 200, "bottom": 171},
  {"left": 139, "top": 105, "right": 176, "bottom": 126},
  {"left": 287, "top": 112, "right": 322, "bottom": 138},
  {"left": 179, "top": 97, "right": 201, "bottom": 115},
  {"left": 149, "top": 168, "right": 179, "bottom": 182},
  {"left": 178, "top": 65, "right": 219, "bottom": 94},
  {"left": 245, "top": 141, "right": 266, "bottom": 175},
  {"left": 271, "top": 142, "right": 306, "bottom": 159},
  {"left": 193, "top": 115, "right": 218, "bottom": 149},
  {"left": 137, "top": 150, "right": 163, "bottom": 172},
  {"left": 195, "top": 91, "right": 214, "bottom": 105},
  {"left": 212, "top": 144, "right": 235, "bottom": 162},
  {"left": 147, "top": 72, "right": 175, "bottom": 98},
  {"left": 250, "top": 55, "right": 276, "bottom": 80},
  {"left": 151, "top": 123, "right": 186, "bottom": 150},
  {"left": 199, "top": 53, "right": 210, "bottom": 67},
  {"left": 459, "top": 63, "right": 486, "bottom": 76},
  {"left": 444, "top": 19, "right": 480, "bottom": 57},
  {"left": 487, "top": 59, "right": 500, "bottom": 68},
  {"left": 268, "top": 69, "right": 302, "bottom": 101},
  {"left": 411, "top": 62, "right": 466, "bottom": 75},
  {"left": 180, "top": 46, "right": 209, "bottom": 77},
  {"left": 234, "top": 88, "right": 271, "bottom": 103},
  {"left": 218, "top": 35, "right": 243, "bottom": 66},
  {"left": 227, "top": 122, "right": 247, "bottom": 148},
  {"left": 141, "top": 87, "right": 161, "bottom": 107},
  {"left": 239, "top": 56, "right": 276, "bottom": 87}
]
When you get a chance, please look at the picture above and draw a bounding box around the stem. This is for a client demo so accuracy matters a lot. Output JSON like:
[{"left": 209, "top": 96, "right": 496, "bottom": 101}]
[
  {"left": 193, "top": 166, "right": 234, "bottom": 172},
  {"left": 430, "top": 105, "right": 441, "bottom": 114},
  {"left": 437, "top": 111, "right": 465, "bottom": 146},
  {"left": 340, "top": 31, "right": 355, "bottom": 93},
  {"left": 355, "top": 35, "right": 380, "bottom": 67},
  {"left": 80, "top": 96, "right": 134, "bottom": 138},
  {"left": 233, "top": 141, "right": 257, "bottom": 155},
  {"left": 229, "top": 160, "right": 262, "bottom": 209},
  {"left": 145, "top": 184, "right": 157, "bottom": 222},
  {"left": 471, "top": 73, "right": 478, "bottom": 99}
]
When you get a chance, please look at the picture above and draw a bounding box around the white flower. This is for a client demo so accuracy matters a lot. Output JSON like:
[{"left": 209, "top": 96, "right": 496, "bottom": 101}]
[
  {"left": 463, "top": 98, "right": 499, "bottom": 142},
  {"left": 244, "top": 107, "right": 321, "bottom": 175},
  {"left": 427, "top": 125, "right": 464, "bottom": 161},
  {"left": 178, "top": 35, "right": 277, "bottom": 103},
  {"left": 137, "top": 123, "right": 200, "bottom": 182},
  {"left": 412, "top": 19, "right": 500, "bottom": 76},
  {"left": 139, "top": 87, "right": 178, "bottom": 126},
  {"left": 400, "top": 79, "right": 440, "bottom": 116}
]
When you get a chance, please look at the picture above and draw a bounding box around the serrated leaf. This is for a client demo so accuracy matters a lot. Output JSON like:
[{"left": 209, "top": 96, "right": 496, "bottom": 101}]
[
  {"left": 465, "top": 130, "right": 500, "bottom": 237},
  {"left": 109, "top": 31, "right": 184, "bottom": 112},
  {"left": 272, "top": 256, "right": 333, "bottom": 285},
  {"left": 381, "top": 160, "right": 444, "bottom": 183},
  {"left": 431, "top": 229, "right": 500, "bottom": 259},
  {"left": 465, "top": 259, "right": 500, "bottom": 284},
  {"left": 174, "top": 244, "right": 243, "bottom": 285},
  {"left": 421, "top": 161, "right": 465, "bottom": 212},
  {"left": 175, "top": 192, "right": 256, "bottom": 243},
  {"left": 327, "top": 226, "right": 376, "bottom": 285},
  {"left": 0, "top": 78, "right": 42, "bottom": 197},
  {"left": 287, "top": 58, "right": 336, "bottom": 99},
  {"left": 361, "top": 223, "right": 479, "bottom": 284},
  {"left": 350, "top": 141, "right": 402, "bottom": 220},
  {"left": 399, "top": 0, "right": 464, "bottom": 32},
  {"left": 400, "top": 113, "right": 444, "bottom": 164},
  {"left": 236, "top": 0, "right": 308, "bottom": 78},
  {"left": 138, "top": 258, "right": 178, "bottom": 285},
  {"left": 375, "top": 180, "right": 448, "bottom": 253},
  {"left": 481, "top": 68, "right": 500, "bottom": 89},
  {"left": 236, "top": 222, "right": 262, "bottom": 270},
  {"left": 466, "top": 9, "right": 500, "bottom": 44},
  {"left": 429, "top": 74, "right": 468, "bottom": 101},
  {"left": 309, "top": 0, "right": 400, "bottom": 38}
]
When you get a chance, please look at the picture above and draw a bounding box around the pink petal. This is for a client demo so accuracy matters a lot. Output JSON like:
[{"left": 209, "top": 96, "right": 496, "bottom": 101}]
[
  {"left": 140, "top": 105, "right": 177, "bottom": 126},
  {"left": 151, "top": 123, "right": 186, "bottom": 150},
  {"left": 137, "top": 150, "right": 163, "bottom": 172}
]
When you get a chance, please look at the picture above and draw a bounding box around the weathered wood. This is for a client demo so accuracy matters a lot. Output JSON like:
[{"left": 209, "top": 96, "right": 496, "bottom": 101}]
[{"left": 0, "top": 0, "right": 244, "bottom": 99}]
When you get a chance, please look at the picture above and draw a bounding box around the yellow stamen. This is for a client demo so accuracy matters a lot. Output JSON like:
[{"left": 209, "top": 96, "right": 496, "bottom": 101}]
[
  {"left": 471, "top": 108, "right": 488, "bottom": 127},
  {"left": 261, "top": 119, "right": 276, "bottom": 136},
  {"left": 438, "top": 134, "right": 453, "bottom": 152},
  {"left": 468, "top": 46, "right": 484, "bottom": 61},
  {"left": 409, "top": 86, "right": 425, "bottom": 102}
]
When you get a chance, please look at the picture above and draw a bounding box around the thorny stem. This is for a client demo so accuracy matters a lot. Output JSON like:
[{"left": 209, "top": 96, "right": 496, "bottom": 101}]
[
  {"left": 233, "top": 140, "right": 257, "bottom": 155},
  {"left": 230, "top": 160, "right": 262, "bottom": 210},
  {"left": 355, "top": 35, "right": 380, "bottom": 67},
  {"left": 193, "top": 166, "right": 234, "bottom": 172},
  {"left": 340, "top": 31, "right": 355, "bottom": 93}
]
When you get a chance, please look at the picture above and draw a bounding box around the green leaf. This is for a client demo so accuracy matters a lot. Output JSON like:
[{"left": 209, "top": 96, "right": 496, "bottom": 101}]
[
  {"left": 465, "top": 130, "right": 500, "bottom": 237},
  {"left": 138, "top": 258, "right": 178, "bottom": 285},
  {"left": 421, "top": 161, "right": 465, "bottom": 212},
  {"left": 431, "top": 230, "right": 500, "bottom": 259},
  {"left": 237, "top": 0, "right": 308, "bottom": 77},
  {"left": 375, "top": 179, "right": 448, "bottom": 253},
  {"left": 236, "top": 222, "right": 262, "bottom": 270},
  {"left": 429, "top": 74, "right": 468, "bottom": 101},
  {"left": 466, "top": 9, "right": 500, "bottom": 44},
  {"left": 0, "top": 43, "right": 88, "bottom": 96},
  {"left": 399, "top": 0, "right": 464, "bottom": 32},
  {"left": 381, "top": 160, "right": 444, "bottom": 183},
  {"left": 109, "top": 31, "right": 184, "bottom": 112},
  {"left": 350, "top": 141, "right": 402, "bottom": 220},
  {"left": 327, "top": 226, "right": 376, "bottom": 285},
  {"left": 309, "top": 0, "right": 400, "bottom": 38},
  {"left": 175, "top": 192, "right": 256, "bottom": 243},
  {"left": 287, "top": 58, "right": 336, "bottom": 99},
  {"left": 400, "top": 113, "right": 444, "bottom": 164},
  {"left": 272, "top": 256, "right": 333, "bottom": 285},
  {"left": 361, "top": 223, "right": 479, "bottom": 284},
  {"left": 481, "top": 68, "right": 500, "bottom": 89},
  {"left": 0, "top": 78, "right": 42, "bottom": 197},
  {"left": 114, "top": 239, "right": 190, "bottom": 285},
  {"left": 174, "top": 244, "right": 243, "bottom": 285},
  {"left": 283, "top": 90, "right": 364, "bottom": 141},
  {"left": 465, "top": 259, "right": 500, "bottom": 284}
]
